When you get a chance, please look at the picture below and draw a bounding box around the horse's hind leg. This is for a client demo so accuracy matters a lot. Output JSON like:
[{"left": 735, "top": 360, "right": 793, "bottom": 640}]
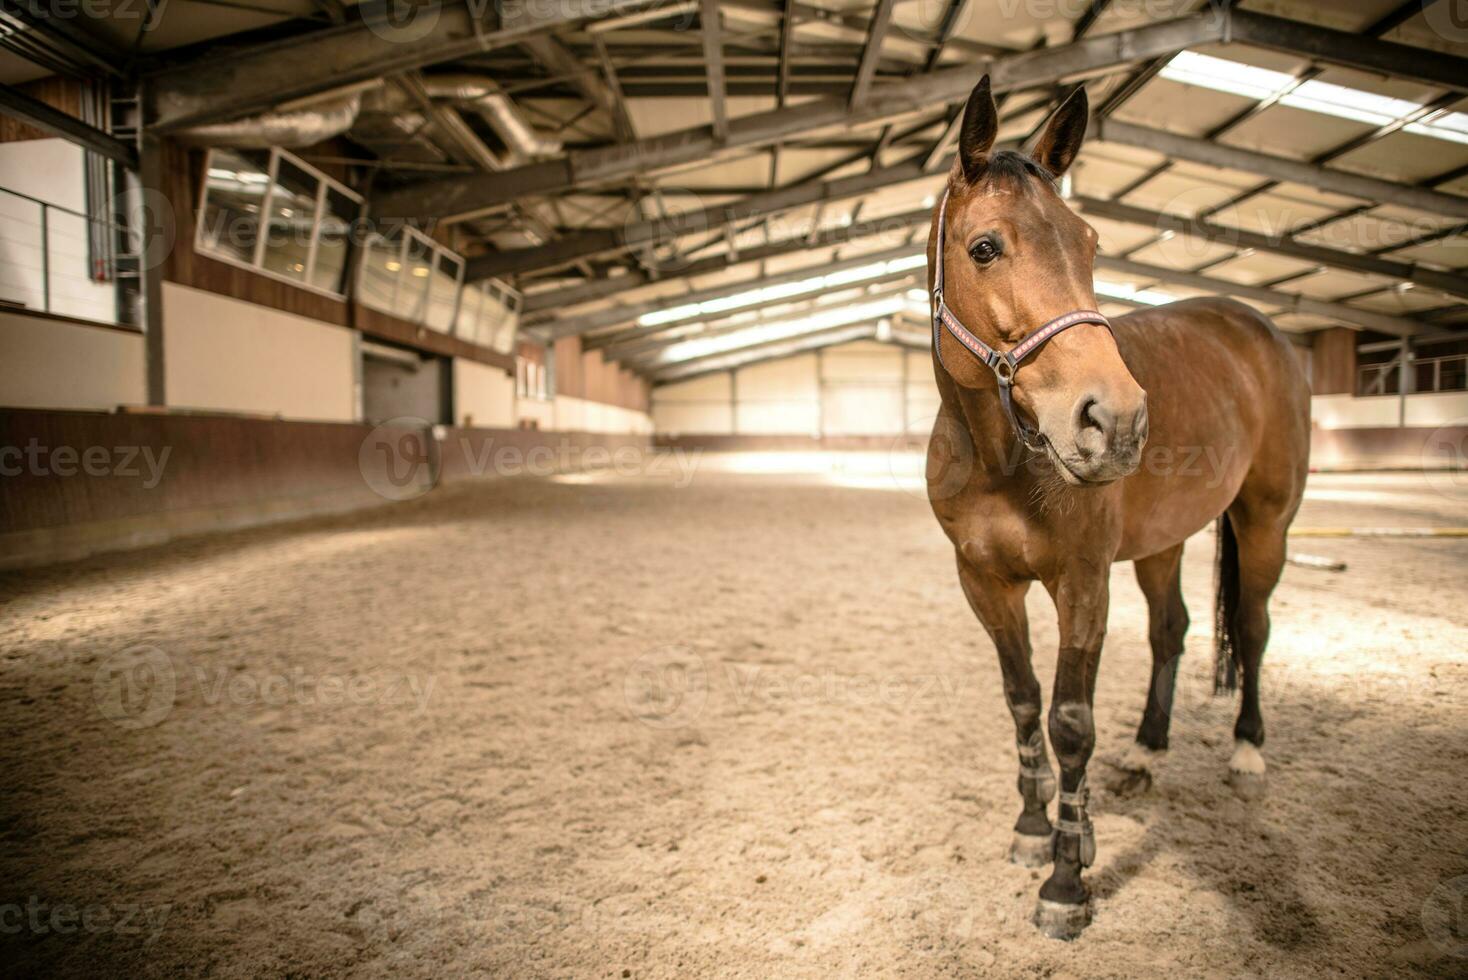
[
  {"left": 955, "top": 558, "right": 1055, "bottom": 867},
  {"left": 1112, "top": 542, "right": 1188, "bottom": 795},
  {"left": 1222, "top": 495, "right": 1293, "bottom": 798}
]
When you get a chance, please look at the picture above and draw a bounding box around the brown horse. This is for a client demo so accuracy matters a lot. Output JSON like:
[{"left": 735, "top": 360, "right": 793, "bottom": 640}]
[{"left": 926, "top": 76, "right": 1310, "bottom": 940}]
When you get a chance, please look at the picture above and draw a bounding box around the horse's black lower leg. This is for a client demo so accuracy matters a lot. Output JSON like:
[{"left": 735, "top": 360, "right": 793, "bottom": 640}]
[
  {"left": 955, "top": 561, "right": 1054, "bottom": 866},
  {"left": 1035, "top": 570, "right": 1106, "bottom": 940},
  {"left": 1114, "top": 545, "right": 1188, "bottom": 794},
  {"left": 1224, "top": 515, "right": 1286, "bottom": 797}
]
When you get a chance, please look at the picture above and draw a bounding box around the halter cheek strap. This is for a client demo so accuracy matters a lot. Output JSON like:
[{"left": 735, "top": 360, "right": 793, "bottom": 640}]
[{"left": 932, "top": 189, "right": 1112, "bottom": 453}]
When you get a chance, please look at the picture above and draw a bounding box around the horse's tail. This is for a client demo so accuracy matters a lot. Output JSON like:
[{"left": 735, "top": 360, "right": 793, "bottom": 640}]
[{"left": 1213, "top": 512, "right": 1241, "bottom": 695}]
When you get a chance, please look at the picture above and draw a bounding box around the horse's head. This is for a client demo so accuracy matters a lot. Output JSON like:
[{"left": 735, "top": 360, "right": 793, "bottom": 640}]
[{"left": 933, "top": 76, "right": 1147, "bottom": 486}]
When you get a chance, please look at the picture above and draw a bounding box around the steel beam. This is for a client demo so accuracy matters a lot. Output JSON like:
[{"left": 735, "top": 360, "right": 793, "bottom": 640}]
[
  {"left": 849, "top": 0, "right": 897, "bottom": 107},
  {"left": 542, "top": 237, "right": 927, "bottom": 338},
  {"left": 700, "top": 0, "right": 729, "bottom": 142},
  {"left": 0, "top": 3, "right": 126, "bottom": 78},
  {"left": 373, "top": 11, "right": 1229, "bottom": 221},
  {"left": 614, "top": 281, "right": 919, "bottom": 363},
  {"left": 1229, "top": 9, "right": 1468, "bottom": 94},
  {"left": 145, "top": 0, "right": 672, "bottom": 131},
  {"left": 1092, "top": 118, "right": 1468, "bottom": 221},
  {"left": 1094, "top": 255, "right": 1424, "bottom": 337},
  {"left": 653, "top": 323, "right": 876, "bottom": 381},
  {"left": 0, "top": 83, "right": 136, "bottom": 168},
  {"left": 599, "top": 274, "right": 919, "bottom": 354},
  {"left": 1075, "top": 196, "right": 1468, "bottom": 301},
  {"left": 467, "top": 154, "right": 946, "bottom": 279},
  {"left": 524, "top": 210, "right": 930, "bottom": 320},
  {"left": 520, "top": 33, "right": 625, "bottom": 131}
]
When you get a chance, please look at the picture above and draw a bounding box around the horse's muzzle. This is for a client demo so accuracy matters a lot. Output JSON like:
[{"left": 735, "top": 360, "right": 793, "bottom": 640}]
[{"left": 1065, "top": 389, "right": 1147, "bottom": 483}]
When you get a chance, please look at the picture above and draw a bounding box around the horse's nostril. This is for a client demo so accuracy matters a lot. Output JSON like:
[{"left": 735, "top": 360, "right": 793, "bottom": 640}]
[{"left": 1079, "top": 398, "right": 1104, "bottom": 433}]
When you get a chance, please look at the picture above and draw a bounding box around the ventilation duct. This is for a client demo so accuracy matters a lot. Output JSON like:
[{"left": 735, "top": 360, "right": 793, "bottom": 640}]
[
  {"left": 417, "top": 74, "right": 562, "bottom": 160},
  {"left": 176, "top": 93, "right": 363, "bottom": 148}
]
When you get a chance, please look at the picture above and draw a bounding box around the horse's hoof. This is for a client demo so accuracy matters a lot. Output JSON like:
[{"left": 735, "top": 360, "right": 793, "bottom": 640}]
[
  {"left": 1228, "top": 740, "right": 1266, "bottom": 799},
  {"left": 1104, "top": 764, "right": 1153, "bottom": 798},
  {"left": 1228, "top": 770, "right": 1267, "bottom": 800},
  {"left": 1008, "top": 831, "right": 1054, "bottom": 868},
  {"left": 1033, "top": 898, "right": 1090, "bottom": 940}
]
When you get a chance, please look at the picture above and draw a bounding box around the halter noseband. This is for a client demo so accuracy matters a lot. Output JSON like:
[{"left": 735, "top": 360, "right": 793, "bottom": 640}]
[{"left": 932, "top": 189, "right": 1112, "bottom": 452}]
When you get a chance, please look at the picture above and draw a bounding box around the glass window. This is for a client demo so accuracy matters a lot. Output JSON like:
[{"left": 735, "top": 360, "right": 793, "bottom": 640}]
[
  {"left": 259, "top": 156, "right": 319, "bottom": 284},
  {"left": 357, "top": 232, "right": 403, "bottom": 312},
  {"left": 479, "top": 279, "right": 522, "bottom": 354},
  {"left": 1442, "top": 356, "right": 1466, "bottom": 392},
  {"left": 196, "top": 147, "right": 361, "bottom": 298},
  {"left": 198, "top": 148, "right": 270, "bottom": 265},
  {"left": 400, "top": 233, "right": 434, "bottom": 322},
  {"left": 312, "top": 186, "right": 360, "bottom": 294},
  {"left": 455, "top": 281, "right": 484, "bottom": 340},
  {"left": 425, "top": 252, "right": 462, "bottom": 333}
]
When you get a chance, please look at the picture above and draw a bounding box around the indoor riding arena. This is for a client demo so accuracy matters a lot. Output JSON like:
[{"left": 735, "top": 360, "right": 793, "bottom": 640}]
[{"left": 2, "top": 1, "right": 1467, "bottom": 977}]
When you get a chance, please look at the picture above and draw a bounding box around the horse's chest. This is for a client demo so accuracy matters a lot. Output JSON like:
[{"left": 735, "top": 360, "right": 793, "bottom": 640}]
[{"left": 937, "top": 493, "right": 1056, "bottom": 578}]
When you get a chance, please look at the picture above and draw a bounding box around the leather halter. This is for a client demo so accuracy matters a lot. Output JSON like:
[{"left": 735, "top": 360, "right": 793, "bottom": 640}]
[{"left": 932, "top": 189, "right": 1112, "bottom": 452}]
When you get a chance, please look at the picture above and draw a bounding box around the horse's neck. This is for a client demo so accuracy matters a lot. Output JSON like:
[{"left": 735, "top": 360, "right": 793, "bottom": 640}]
[{"left": 943, "top": 373, "right": 1036, "bottom": 479}]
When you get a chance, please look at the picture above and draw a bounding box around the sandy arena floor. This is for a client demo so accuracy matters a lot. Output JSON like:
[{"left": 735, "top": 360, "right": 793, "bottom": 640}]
[{"left": 1, "top": 457, "right": 1466, "bottom": 978}]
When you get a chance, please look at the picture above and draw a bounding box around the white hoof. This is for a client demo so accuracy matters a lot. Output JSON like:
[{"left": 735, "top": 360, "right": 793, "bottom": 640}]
[
  {"left": 1228, "top": 740, "right": 1266, "bottom": 776},
  {"left": 1228, "top": 740, "right": 1267, "bottom": 799}
]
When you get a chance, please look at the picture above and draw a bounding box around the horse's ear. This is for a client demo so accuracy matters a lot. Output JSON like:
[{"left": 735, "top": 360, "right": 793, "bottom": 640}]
[
  {"left": 958, "top": 75, "right": 998, "bottom": 183},
  {"left": 1032, "top": 86, "right": 1088, "bottom": 178}
]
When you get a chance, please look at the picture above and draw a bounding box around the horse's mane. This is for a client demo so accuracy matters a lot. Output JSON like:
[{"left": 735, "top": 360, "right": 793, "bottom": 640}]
[{"left": 958, "top": 149, "right": 1057, "bottom": 194}]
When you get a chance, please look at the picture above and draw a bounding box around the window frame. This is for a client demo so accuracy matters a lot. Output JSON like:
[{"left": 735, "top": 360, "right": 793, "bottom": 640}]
[
  {"left": 355, "top": 221, "right": 468, "bottom": 330},
  {"left": 195, "top": 146, "right": 363, "bottom": 300}
]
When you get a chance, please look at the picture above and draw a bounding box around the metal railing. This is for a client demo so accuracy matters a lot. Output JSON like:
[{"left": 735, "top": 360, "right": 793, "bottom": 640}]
[
  {"left": 0, "top": 186, "right": 123, "bottom": 326},
  {"left": 1357, "top": 353, "right": 1468, "bottom": 396}
]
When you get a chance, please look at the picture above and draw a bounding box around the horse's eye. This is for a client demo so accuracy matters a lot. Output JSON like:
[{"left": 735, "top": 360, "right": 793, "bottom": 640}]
[{"left": 969, "top": 237, "right": 1001, "bottom": 265}]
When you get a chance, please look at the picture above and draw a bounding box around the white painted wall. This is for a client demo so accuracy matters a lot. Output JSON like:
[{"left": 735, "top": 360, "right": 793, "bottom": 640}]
[
  {"left": 1313, "top": 391, "right": 1468, "bottom": 429},
  {"left": 0, "top": 138, "right": 116, "bottom": 324},
  {"left": 651, "top": 340, "right": 939, "bottom": 437},
  {"left": 553, "top": 395, "right": 654, "bottom": 435},
  {"left": 162, "top": 282, "right": 356, "bottom": 422},
  {"left": 510, "top": 391, "right": 652, "bottom": 433},
  {"left": 454, "top": 358, "right": 516, "bottom": 429},
  {"left": 0, "top": 309, "right": 144, "bottom": 410},
  {"left": 736, "top": 354, "right": 819, "bottom": 435},
  {"left": 652, "top": 372, "right": 734, "bottom": 435}
]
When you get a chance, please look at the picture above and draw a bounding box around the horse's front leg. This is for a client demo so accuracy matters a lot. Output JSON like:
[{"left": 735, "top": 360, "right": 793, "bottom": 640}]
[
  {"left": 954, "top": 556, "right": 1055, "bottom": 867},
  {"left": 1034, "top": 564, "right": 1109, "bottom": 940}
]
